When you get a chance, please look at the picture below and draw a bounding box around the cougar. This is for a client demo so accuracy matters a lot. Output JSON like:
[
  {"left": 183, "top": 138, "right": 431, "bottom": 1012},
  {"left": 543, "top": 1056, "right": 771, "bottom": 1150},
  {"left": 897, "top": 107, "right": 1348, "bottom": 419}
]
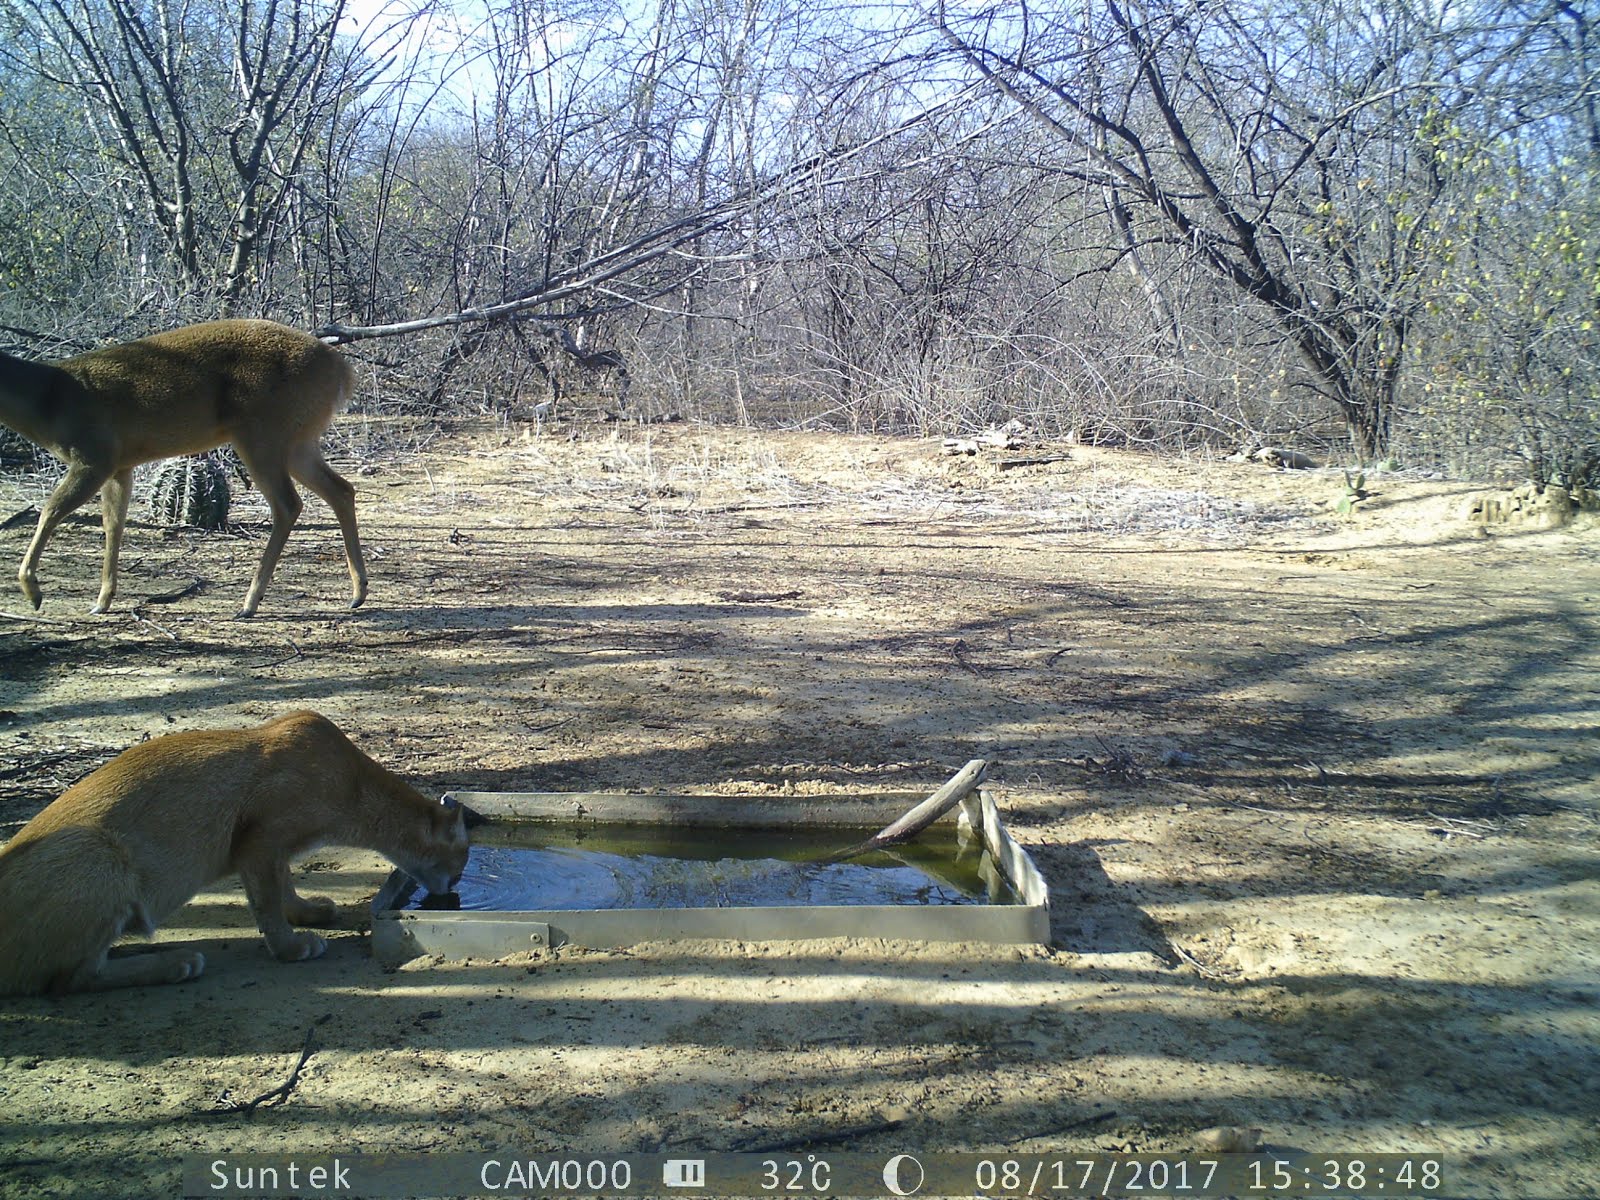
[{"left": 0, "top": 711, "right": 468, "bottom": 995}]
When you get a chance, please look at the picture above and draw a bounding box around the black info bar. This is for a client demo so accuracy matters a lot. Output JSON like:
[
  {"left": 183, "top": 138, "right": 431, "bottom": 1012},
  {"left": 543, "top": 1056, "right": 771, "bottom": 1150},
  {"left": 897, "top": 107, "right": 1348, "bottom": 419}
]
[{"left": 184, "top": 1151, "right": 1455, "bottom": 1198}]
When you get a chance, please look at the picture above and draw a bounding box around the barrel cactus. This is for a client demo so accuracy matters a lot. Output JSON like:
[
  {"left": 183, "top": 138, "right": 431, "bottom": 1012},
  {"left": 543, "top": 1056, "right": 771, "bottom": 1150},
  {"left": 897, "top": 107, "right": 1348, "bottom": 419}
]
[{"left": 150, "top": 451, "right": 233, "bottom": 530}]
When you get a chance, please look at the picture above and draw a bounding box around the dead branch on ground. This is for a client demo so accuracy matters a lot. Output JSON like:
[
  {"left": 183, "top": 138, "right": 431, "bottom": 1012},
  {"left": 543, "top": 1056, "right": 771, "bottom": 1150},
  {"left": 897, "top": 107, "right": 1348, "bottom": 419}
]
[
  {"left": 210, "top": 1019, "right": 325, "bottom": 1116},
  {"left": 822, "top": 759, "right": 987, "bottom": 864}
]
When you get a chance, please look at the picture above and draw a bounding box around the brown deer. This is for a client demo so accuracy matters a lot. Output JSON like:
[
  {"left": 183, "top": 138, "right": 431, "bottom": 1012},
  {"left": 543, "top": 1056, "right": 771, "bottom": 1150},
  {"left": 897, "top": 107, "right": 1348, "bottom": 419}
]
[{"left": 0, "top": 319, "right": 367, "bottom": 616}]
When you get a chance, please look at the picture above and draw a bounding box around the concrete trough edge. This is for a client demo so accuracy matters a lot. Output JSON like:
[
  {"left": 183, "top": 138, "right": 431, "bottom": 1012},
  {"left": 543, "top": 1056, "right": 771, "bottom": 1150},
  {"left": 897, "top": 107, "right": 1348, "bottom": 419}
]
[{"left": 372, "top": 787, "right": 1050, "bottom": 965}]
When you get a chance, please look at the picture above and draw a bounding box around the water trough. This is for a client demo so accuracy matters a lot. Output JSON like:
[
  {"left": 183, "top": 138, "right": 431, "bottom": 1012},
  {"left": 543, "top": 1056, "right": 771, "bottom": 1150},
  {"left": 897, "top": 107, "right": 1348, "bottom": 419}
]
[{"left": 372, "top": 765, "right": 1049, "bottom": 964}]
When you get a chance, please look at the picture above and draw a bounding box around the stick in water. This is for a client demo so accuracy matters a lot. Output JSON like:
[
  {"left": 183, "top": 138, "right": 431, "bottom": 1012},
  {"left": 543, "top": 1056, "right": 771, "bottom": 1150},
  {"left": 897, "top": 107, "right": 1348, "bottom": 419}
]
[{"left": 822, "top": 759, "right": 988, "bottom": 864}]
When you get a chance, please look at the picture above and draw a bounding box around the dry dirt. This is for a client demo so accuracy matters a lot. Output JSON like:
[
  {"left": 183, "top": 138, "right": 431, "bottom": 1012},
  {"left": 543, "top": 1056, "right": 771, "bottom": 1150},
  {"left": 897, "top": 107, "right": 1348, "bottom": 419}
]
[{"left": 0, "top": 421, "right": 1596, "bottom": 1199}]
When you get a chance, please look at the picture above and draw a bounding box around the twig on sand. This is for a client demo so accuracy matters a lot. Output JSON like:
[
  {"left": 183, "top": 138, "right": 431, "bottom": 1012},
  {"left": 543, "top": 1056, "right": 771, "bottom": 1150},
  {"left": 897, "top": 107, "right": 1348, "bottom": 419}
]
[
  {"left": 211, "top": 1019, "right": 325, "bottom": 1116},
  {"left": 250, "top": 640, "right": 305, "bottom": 670},
  {"left": 1002, "top": 1108, "right": 1121, "bottom": 1143},
  {"left": 0, "top": 610, "right": 79, "bottom": 625},
  {"left": 140, "top": 578, "right": 207, "bottom": 606},
  {"left": 1170, "top": 941, "right": 1234, "bottom": 982},
  {"left": 127, "top": 612, "right": 178, "bottom": 641},
  {"left": 737, "top": 1117, "right": 905, "bottom": 1153}
]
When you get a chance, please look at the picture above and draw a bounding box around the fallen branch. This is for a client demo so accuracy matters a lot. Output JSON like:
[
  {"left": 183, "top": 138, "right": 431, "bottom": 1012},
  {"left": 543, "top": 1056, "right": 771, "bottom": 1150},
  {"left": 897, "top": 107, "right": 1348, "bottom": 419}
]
[
  {"left": 1002, "top": 1108, "right": 1121, "bottom": 1144},
  {"left": 997, "top": 455, "right": 1071, "bottom": 470},
  {"left": 822, "top": 759, "right": 987, "bottom": 864},
  {"left": 692, "top": 500, "right": 824, "bottom": 516},
  {"left": 0, "top": 610, "right": 80, "bottom": 625},
  {"left": 212, "top": 1021, "right": 321, "bottom": 1115},
  {"left": 1053, "top": 1107, "right": 1121, "bottom": 1132},
  {"left": 140, "top": 578, "right": 207, "bottom": 605},
  {"left": 523, "top": 714, "right": 579, "bottom": 735},
  {"left": 0, "top": 749, "right": 87, "bottom": 782},
  {"left": 737, "top": 1117, "right": 904, "bottom": 1153},
  {"left": 1171, "top": 941, "right": 1235, "bottom": 982},
  {"left": 127, "top": 612, "right": 178, "bottom": 641},
  {"left": 249, "top": 640, "right": 305, "bottom": 670}
]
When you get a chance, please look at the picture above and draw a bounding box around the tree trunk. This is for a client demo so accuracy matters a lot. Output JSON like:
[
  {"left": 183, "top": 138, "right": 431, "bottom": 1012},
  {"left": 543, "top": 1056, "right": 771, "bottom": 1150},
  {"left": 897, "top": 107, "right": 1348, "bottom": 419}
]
[{"left": 1341, "top": 385, "right": 1392, "bottom": 461}]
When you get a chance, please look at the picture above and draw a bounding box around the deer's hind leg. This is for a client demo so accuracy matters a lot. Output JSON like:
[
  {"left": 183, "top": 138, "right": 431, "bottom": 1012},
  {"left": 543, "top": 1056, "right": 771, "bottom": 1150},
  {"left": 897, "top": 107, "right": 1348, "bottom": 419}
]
[
  {"left": 92, "top": 468, "right": 133, "bottom": 614},
  {"left": 288, "top": 441, "right": 367, "bottom": 610},
  {"left": 229, "top": 442, "right": 303, "bottom": 618}
]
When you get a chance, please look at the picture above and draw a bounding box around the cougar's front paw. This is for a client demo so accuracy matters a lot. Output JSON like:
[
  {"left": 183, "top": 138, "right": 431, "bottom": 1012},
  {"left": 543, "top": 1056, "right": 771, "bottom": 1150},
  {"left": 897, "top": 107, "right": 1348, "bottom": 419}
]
[
  {"left": 268, "top": 931, "right": 328, "bottom": 962},
  {"left": 167, "top": 950, "right": 206, "bottom": 982}
]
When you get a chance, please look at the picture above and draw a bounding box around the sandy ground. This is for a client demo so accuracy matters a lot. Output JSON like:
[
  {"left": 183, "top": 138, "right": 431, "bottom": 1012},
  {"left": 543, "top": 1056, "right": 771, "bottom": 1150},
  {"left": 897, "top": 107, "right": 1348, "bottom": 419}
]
[{"left": 0, "top": 421, "right": 1596, "bottom": 1199}]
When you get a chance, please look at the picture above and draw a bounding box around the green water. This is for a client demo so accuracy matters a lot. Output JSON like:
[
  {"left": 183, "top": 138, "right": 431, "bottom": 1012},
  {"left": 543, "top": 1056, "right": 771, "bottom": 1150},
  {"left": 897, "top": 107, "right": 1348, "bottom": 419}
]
[{"left": 409, "top": 822, "right": 1019, "bottom": 912}]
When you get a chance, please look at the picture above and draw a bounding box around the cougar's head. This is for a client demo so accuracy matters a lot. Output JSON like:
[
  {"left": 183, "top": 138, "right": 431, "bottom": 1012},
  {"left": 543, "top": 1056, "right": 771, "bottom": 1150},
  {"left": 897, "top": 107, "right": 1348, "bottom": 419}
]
[{"left": 403, "top": 800, "right": 470, "bottom": 896}]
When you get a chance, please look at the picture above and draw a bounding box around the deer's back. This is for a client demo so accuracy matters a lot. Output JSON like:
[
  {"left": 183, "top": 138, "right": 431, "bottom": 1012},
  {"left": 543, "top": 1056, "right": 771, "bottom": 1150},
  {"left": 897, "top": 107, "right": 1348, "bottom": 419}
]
[{"left": 59, "top": 320, "right": 353, "bottom": 454}]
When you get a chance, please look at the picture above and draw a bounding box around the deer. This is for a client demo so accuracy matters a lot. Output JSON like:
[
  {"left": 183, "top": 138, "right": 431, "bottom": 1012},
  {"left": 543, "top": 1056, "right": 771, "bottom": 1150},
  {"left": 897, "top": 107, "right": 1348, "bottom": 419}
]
[{"left": 0, "top": 318, "right": 367, "bottom": 617}]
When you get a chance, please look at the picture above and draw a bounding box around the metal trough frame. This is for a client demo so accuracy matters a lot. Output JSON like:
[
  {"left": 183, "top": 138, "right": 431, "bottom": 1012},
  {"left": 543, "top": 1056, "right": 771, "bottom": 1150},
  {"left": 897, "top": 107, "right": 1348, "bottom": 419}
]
[{"left": 372, "top": 788, "right": 1050, "bottom": 965}]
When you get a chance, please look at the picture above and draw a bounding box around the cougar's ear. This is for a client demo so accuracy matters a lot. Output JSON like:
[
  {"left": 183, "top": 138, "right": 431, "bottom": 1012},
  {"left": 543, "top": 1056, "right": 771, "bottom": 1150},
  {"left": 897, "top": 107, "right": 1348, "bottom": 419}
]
[
  {"left": 432, "top": 797, "right": 468, "bottom": 839},
  {"left": 450, "top": 796, "right": 489, "bottom": 829}
]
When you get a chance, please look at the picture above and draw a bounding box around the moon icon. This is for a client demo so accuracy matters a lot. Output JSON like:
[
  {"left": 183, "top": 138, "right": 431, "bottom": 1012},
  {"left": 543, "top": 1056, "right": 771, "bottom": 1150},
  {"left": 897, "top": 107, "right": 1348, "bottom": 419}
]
[{"left": 882, "top": 1154, "right": 925, "bottom": 1196}]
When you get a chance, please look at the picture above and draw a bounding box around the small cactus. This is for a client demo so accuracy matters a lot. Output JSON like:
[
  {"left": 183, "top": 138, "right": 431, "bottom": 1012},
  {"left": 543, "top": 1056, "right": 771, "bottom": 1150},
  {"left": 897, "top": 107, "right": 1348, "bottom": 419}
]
[
  {"left": 150, "top": 451, "right": 233, "bottom": 530},
  {"left": 1336, "top": 470, "right": 1368, "bottom": 516}
]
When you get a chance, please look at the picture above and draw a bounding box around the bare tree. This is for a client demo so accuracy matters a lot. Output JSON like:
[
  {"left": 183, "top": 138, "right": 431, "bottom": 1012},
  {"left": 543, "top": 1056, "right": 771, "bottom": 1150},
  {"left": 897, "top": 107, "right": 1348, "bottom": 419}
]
[
  {"left": 934, "top": 0, "right": 1576, "bottom": 458},
  {"left": 1, "top": 0, "right": 378, "bottom": 316}
]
